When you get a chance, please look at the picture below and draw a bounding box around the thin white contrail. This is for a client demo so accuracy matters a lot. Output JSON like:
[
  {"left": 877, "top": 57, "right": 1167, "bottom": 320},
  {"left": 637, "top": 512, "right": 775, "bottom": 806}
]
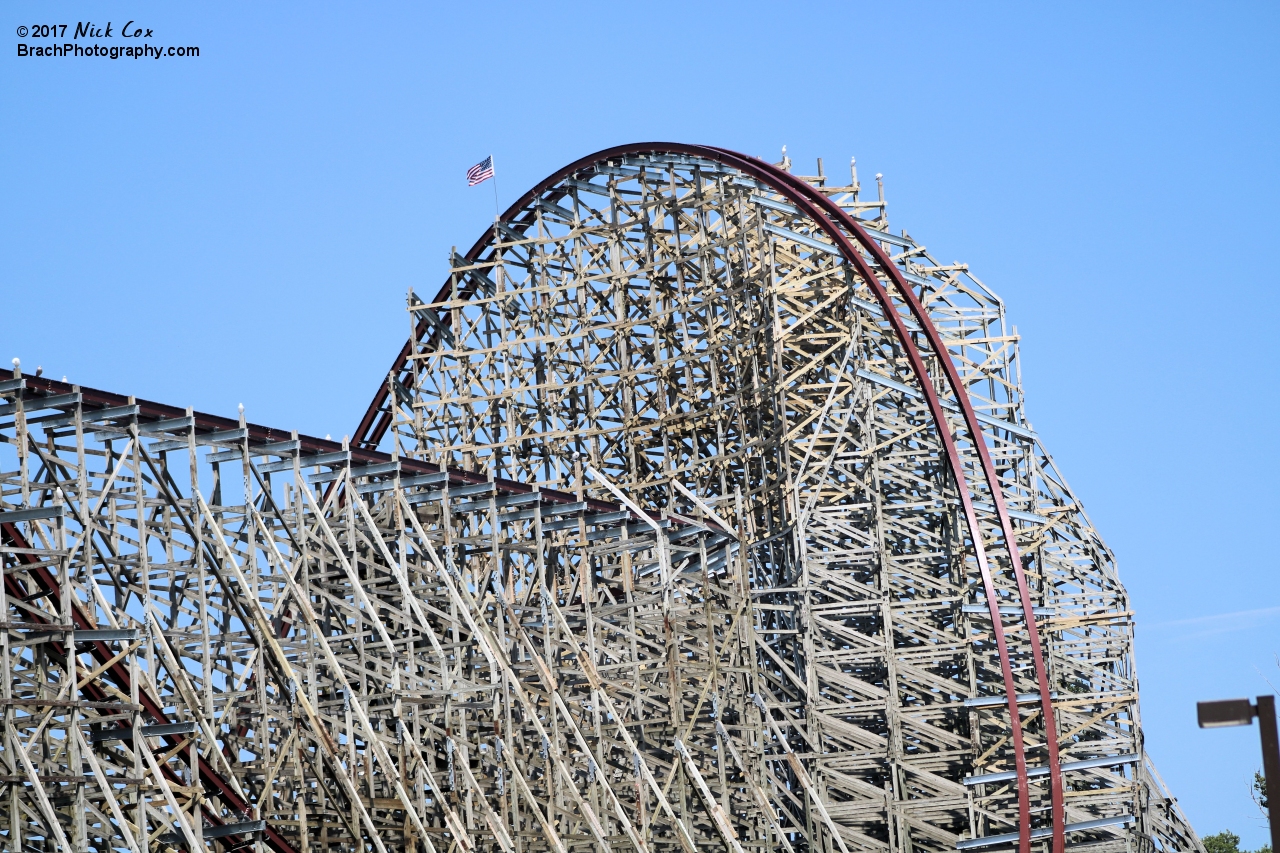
[{"left": 1145, "top": 605, "right": 1280, "bottom": 637}]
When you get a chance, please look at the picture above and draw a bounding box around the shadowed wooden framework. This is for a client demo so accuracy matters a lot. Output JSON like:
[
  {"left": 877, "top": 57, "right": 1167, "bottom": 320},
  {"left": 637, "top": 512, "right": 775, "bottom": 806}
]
[{"left": 0, "top": 147, "right": 1201, "bottom": 853}]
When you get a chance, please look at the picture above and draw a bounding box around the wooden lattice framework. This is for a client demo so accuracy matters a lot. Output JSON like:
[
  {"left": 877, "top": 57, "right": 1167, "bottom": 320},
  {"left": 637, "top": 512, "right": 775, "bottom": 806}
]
[{"left": 0, "top": 145, "right": 1201, "bottom": 853}]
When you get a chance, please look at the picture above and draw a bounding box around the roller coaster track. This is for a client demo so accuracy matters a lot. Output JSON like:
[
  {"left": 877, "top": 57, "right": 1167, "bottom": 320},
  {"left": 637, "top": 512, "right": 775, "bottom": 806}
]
[
  {"left": 356, "top": 144, "right": 1060, "bottom": 852},
  {"left": 0, "top": 145, "right": 1201, "bottom": 853}
]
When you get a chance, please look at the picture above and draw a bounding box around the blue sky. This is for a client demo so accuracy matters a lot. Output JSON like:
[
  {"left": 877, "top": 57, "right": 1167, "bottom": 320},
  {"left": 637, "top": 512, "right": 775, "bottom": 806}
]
[{"left": 4, "top": 1, "right": 1278, "bottom": 842}]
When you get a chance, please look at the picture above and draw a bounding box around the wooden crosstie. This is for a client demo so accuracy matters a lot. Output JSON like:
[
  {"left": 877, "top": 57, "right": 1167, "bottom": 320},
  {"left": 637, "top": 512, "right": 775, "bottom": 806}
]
[{"left": 0, "top": 146, "right": 1200, "bottom": 853}]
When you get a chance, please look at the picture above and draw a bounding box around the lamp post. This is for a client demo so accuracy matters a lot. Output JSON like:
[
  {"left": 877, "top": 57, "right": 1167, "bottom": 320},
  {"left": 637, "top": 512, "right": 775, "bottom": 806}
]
[{"left": 1198, "top": 695, "right": 1279, "bottom": 852}]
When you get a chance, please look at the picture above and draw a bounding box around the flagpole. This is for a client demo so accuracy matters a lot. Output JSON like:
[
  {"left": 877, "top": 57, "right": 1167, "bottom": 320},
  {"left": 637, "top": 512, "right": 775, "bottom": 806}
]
[{"left": 491, "top": 154, "right": 499, "bottom": 220}]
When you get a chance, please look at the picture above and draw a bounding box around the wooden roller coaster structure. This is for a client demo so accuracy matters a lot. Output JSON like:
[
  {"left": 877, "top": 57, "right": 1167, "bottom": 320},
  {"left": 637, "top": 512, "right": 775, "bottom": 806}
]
[{"left": 0, "top": 144, "right": 1202, "bottom": 853}]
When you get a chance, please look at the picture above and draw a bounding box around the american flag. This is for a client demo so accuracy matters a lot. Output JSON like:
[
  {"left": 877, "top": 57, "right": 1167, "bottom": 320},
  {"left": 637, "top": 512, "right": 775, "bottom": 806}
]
[{"left": 466, "top": 155, "right": 494, "bottom": 186}]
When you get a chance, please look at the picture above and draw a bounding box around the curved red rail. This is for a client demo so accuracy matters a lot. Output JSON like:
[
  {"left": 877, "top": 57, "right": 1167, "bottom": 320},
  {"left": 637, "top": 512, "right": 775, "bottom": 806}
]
[
  {"left": 721, "top": 150, "right": 1065, "bottom": 853},
  {"left": 350, "top": 143, "right": 1063, "bottom": 851},
  {"left": 0, "top": 522, "right": 298, "bottom": 853}
]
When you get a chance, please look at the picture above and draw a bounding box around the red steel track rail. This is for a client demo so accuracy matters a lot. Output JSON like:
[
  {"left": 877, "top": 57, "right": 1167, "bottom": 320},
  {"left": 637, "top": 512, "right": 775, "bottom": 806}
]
[
  {"left": 724, "top": 150, "right": 1065, "bottom": 853},
  {"left": 0, "top": 554, "right": 291, "bottom": 853},
  {"left": 350, "top": 143, "right": 1063, "bottom": 853},
  {"left": 6, "top": 374, "right": 621, "bottom": 512}
]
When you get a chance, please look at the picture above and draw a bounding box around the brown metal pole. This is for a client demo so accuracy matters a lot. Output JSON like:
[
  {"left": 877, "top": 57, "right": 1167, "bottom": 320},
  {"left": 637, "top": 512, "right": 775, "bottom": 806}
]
[{"left": 1257, "top": 696, "right": 1280, "bottom": 853}]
